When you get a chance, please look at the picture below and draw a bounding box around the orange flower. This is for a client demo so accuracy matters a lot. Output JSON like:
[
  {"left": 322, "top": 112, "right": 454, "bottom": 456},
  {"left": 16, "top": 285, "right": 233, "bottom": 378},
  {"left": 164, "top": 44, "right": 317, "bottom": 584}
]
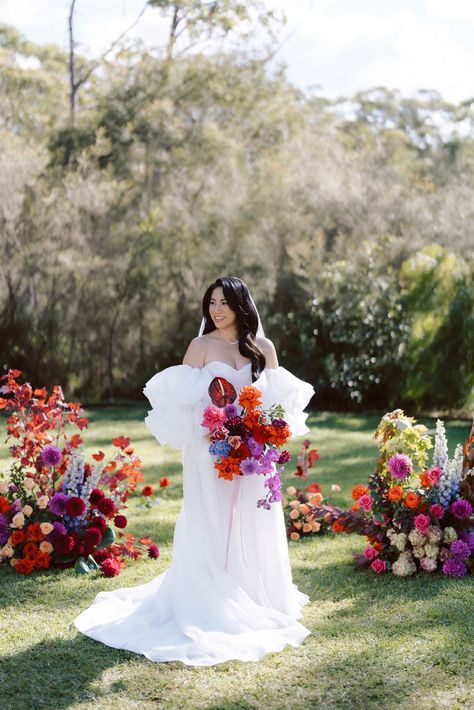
[
  {"left": 404, "top": 491, "right": 421, "bottom": 509},
  {"left": 306, "top": 482, "right": 322, "bottom": 494},
  {"left": 332, "top": 519, "right": 346, "bottom": 533},
  {"left": 10, "top": 530, "right": 26, "bottom": 545},
  {"left": 352, "top": 484, "right": 369, "bottom": 500},
  {"left": 388, "top": 485, "right": 404, "bottom": 502},
  {"left": 26, "top": 523, "right": 44, "bottom": 542},
  {"left": 34, "top": 551, "right": 50, "bottom": 569},
  {"left": 243, "top": 410, "right": 261, "bottom": 427},
  {"left": 238, "top": 386, "right": 262, "bottom": 410},
  {"left": 15, "top": 557, "right": 35, "bottom": 575},
  {"left": 141, "top": 485, "right": 154, "bottom": 497},
  {"left": 372, "top": 542, "right": 383, "bottom": 551},
  {"left": 24, "top": 542, "right": 39, "bottom": 558},
  {"left": 419, "top": 471, "right": 432, "bottom": 488},
  {"left": 308, "top": 492, "right": 324, "bottom": 505},
  {"left": 351, "top": 502, "right": 360, "bottom": 512},
  {"left": 268, "top": 425, "right": 291, "bottom": 446},
  {"left": 0, "top": 496, "right": 11, "bottom": 513},
  {"left": 215, "top": 458, "right": 240, "bottom": 481},
  {"left": 289, "top": 531, "right": 300, "bottom": 541}
]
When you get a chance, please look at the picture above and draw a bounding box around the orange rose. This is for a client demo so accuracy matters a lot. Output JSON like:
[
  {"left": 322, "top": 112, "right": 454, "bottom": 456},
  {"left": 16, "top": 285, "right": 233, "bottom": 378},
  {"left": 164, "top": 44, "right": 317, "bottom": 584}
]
[
  {"left": 15, "top": 557, "right": 35, "bottom": 575},
  {"left": 404, "top": 491, "right": 421, "bottom": 509},
  {"left": 23, "top": 542, "right": 38, "bottom": 559},
  {"left": 243, "top": 410, "right": 261, "bottom": 427},
  {"left": 419, "top": 471, "right": 432, "bottom": 488},
  {"left": 388, "top": 485, "right": 404, "bottom": 502},
  {"left": 0, "top": 496, "right": 11, "bottom": 513},
  {"left": 238, "top": 386, "right": 262, "bottom": 410},
  {"left": 351, "top": 502, "right": 360, "bottom": 511},
  {"left": 26, "top": 523, "right": 44, "bottom": 542},
  {"left": 308, "top": 492, "right": 324, "bottom": 505},
  {"left": 34, "top": 551, "right": 50, "bottom": 569},
  {"left": 352, "top": 484, "right": 369, "bottom": 500},
  {"left": 10, "top": 530, "right": 26, "bottom": 545}
]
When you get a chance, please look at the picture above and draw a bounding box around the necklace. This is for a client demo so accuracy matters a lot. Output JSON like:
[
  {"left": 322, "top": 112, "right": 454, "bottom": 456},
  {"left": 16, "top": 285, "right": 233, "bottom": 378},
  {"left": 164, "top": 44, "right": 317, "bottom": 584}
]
[{"left": 218, "top": 332, "right": 239, "bottom": 345}]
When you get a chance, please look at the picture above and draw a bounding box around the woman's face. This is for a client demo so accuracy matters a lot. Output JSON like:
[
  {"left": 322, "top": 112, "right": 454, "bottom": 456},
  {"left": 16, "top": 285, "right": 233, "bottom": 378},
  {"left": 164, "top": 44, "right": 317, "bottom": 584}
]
[{"left": 209, "top": 287, "right": 237, "bottom": 331}]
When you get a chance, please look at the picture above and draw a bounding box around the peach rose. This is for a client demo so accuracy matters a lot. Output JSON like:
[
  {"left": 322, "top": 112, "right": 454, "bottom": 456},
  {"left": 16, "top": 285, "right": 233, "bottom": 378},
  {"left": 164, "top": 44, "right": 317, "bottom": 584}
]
[
  {"left": 0, "top": 482, "right": 8, "bottom": 494},
  {"left": 0, "top": 544, "right": 14, "bottom": 558},
  {"left": 39, "top": 541, "right": 53, "bottom": 554},
  {"left": 311, "top": 522, "right": 321, "bottom": 532},
  {"left": 10, "top": 557, "right": 18, "bottom": 567},
  {"left": 286, "top": 486, "right": 297, "bottom": 496},
  {"left": 308, "top": 492, "right": 323, "bottom": 505},
  {"left": 290, "top": 532, "right": 300, "bottom": 541},
  {"left": 11, "top": 512, "right": 25, "bottom": 528},
  {"left": 23, "top": 477, "right": 35, "bottom": 490},
  {"left": 22, "top": 505, "right": 33, "bottom": 517},
  {"left": 289, "top": 509, "right": 300, "bottom": 520},
  {"left": 40, "top": 522, "right": 54, "bottom": 535},
  {"left": 37, "top": 495, "right": 49, "bottom": 509},
  {"left": 298, "top": 503, "right": 310, "bottom": 515},
  {"left": 331, "top": 484, "right": 341, "bottom": 493},
  {"left": 289, "top": 500, "right": 300, "bottom": 509},
  {"left": 302, "top": 523, "right": 312, "bottom": 533}
]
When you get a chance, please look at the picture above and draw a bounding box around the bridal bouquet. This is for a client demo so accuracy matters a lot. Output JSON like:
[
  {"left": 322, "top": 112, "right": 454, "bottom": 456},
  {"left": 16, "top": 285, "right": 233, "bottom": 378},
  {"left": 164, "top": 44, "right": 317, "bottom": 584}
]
[
  {"left": 309, "top": 410, "right": 474, "bottom": 577},
  {"left": 0, "top": 369, "right": 159, "bottom": 576},
  {"left": 201, "top": 379, "right": 291, "bottom": 509}
]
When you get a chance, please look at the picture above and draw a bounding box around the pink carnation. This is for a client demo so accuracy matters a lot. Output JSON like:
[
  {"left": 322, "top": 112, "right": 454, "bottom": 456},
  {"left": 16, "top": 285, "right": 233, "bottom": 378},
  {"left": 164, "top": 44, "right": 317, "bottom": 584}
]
[
  {"left": 370, "top": 558, "right": 387, "bottom": 573},
  {"left": 430, "top": 503, "right": 445, "bottom": 519},
  {"left": 414, "top": 514, "right": 430, "bottom": 534},
  {"left": 363, "top": 547, "right": 378, "bottom": 560},
  {"left": 202, "top": 406, "right": 227, "bottom": 433},
  {"left": 358, "top": 494, "right": 373, "bottom": 512}
]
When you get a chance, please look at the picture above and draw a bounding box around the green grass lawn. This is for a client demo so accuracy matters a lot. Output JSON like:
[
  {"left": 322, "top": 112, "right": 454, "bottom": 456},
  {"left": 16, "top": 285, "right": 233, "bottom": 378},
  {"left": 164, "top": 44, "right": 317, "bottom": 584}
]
[{"left": 0, "top": 408, "right": 472, "bottom": 710}]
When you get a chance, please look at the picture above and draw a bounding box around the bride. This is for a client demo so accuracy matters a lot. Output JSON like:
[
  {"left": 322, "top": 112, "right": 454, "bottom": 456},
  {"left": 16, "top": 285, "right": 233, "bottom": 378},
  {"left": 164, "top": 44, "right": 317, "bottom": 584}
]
[{"left": 74, "top": 276, "right": 315, "bottom": 666}]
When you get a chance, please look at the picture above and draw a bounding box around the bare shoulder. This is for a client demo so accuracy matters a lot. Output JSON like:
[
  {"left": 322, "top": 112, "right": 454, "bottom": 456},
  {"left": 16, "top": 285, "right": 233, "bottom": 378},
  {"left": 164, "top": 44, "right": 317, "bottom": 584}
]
[
  {"left": 255, "top": 336, "right": 279, "bottom": 368},
  {"left": 182, "top": 336, "right": 207, "bottom": 367}
]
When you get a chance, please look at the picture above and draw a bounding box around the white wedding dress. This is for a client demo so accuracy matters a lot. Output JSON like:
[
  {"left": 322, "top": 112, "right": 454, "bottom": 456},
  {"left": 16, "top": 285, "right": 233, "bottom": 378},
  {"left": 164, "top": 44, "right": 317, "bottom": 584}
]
[{"left": 74, "top": 361, "right": 314, "bottom": 666}]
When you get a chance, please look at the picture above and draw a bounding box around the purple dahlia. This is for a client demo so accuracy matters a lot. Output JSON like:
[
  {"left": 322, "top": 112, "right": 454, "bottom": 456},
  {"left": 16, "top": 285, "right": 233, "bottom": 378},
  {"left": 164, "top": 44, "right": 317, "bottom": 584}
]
[
  {"left": 41, "top": 445, "right": 63, "bottom": 467},
  {"left": 450, "top": 499, "right": 473, "bottom": 520},
  {"left": 387, "top": 453, "right": 412, "bottom": 481},
  {"left": 442, "top": 558, "right": 467, "bottom": 577}
]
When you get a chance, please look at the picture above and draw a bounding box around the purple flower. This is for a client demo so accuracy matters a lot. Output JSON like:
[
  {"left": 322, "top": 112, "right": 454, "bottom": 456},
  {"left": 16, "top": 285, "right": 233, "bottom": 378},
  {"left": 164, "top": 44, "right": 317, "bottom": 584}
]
[
  {"left": 257, "top": 498, "right": 271, "bottom": 510},
  {"left": 450, "top": 499, "right": 473, "bottom": 520},
  {"left": 450, "top": 539, "right": 471, "bottom": 560},
  {"left": 240, "top": 458, "right": 259, "bottom": 476},
  {"left": 271, "top": 418, "right": 287, "bottom": 429},
  {"left": 11, "top": 498, "right": 22, "bottom": 512},
  {"left": 41, "top": 445, "right": 63, "bottom": 467},
  {"left": 265, "top": 448, "right": 281, "bottom": 463},
  {"left": 224, "top": 403, "right": 238, "bottom": 418},
  {"left": 247, "top": 437, "right": 264, "bottom": 457},
  {"left": 47, "top": 521, "right": 67, "bottom": 541},
  {"left": 0, "top": 513, "right": 10, "bottom": 545},
  {"left": 387, "top": 454, "right": 412, "bottom": 481},
  {"left": 442, "top": 558, "right": 468, "bottom": 577},
  {"left": 458, "top": 531, "right": 474, "bottom": 551},
  {"left": 48, "top": 492, "right": 70, "bottom": 516}
]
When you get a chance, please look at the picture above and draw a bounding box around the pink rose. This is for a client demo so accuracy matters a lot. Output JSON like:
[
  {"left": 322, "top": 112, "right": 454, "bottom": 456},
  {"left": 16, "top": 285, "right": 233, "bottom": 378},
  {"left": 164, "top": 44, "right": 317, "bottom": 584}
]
[
  {"left": 358, "top": 494, "right": 373, "bottom": 512},
  {"left": 427, "top": 467, "right": 442, "bottom": 485},
  {"left": 209, "top": 427, "right": 228, "bottom": 442},
  {"left": 202, "top": 406, "right": 227, "bottom": 433},
  {"left": 414, "top": 513, "right": 430, "bottom": 534},
  {"left": 363, "top": 546, "right": 379, "bottom": 560},
  {"left": 370, "top": 558, "right": 387, "bottom": 573},
  {"left": 228, "top": 436, "right": 242, "bottom": 449},
  {"left": 430, "top": 503, "right": 445, "bottom": 519}
]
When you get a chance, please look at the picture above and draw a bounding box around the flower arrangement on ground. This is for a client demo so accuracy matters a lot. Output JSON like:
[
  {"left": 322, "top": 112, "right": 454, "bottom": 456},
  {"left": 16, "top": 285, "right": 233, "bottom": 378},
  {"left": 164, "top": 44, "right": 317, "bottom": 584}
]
[
  {"left": 284, "top": 439, "right": 341, "bottom": 540},
  {"left": 201, "top": 379, "right": 291, "bottom": 509},
  {"left": 0, "top": 369, "right": 159, "bottom": 576},
  {"left": 307, "top": 410, "right": 474, "bottom": 577}
]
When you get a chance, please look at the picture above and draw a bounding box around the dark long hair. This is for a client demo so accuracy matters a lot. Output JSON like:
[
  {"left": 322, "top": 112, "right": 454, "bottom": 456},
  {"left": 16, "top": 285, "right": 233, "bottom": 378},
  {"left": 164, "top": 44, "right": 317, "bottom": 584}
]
[{"left": 202, "top": 276, "right": 266, "bottom": 382}]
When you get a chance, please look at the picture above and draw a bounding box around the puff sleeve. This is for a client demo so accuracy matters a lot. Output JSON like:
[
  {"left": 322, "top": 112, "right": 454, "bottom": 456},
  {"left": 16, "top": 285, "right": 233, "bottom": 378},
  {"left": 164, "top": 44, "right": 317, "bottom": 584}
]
[{"left": 143, "top": 365, "right": 213, "bottom": 450}]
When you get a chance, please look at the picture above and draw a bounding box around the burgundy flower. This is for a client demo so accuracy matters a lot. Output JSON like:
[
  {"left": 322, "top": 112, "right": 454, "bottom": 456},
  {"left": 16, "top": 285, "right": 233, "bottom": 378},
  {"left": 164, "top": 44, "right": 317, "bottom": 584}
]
[
  {"left": 277, "top": 449, "right": 291, "bottom": 464},
  {"left": 97, "top": 497, "right": 115, "bottom": 517},
  {"left": 147, "top": 544, "right": 160, "bottom": 559},
  {"left": 91, "top": 549, "right": 112, "bottom": 564},
  {"left": 84, "top": 527, "right": 102, "bottom": 547},
  {"left": 66, "top": 497, "right": 86, "bottom": 517},
  {"left": 89, "top": 515, "right": 107, "bottom": 532},
  {"left": 54, "top": 534, "right": 75, "bottom": 555},
  {"left": 100, "top": 558, "right": 121, "bottom": 577},
  {"left": 114, "top": 515, "right": 128, "bottom": 529},
  {"left": 89, "top": 488, "right": 105, "bottom": 506}
]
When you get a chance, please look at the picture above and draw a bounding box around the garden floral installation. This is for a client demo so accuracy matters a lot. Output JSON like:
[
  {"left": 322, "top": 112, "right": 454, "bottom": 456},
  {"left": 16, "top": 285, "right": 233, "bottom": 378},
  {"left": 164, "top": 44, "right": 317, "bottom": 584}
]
[
  {"left": 309, "top": 410, "right": 474, "bottom": 577},
  {"left": 0, "top": 369, "right": 159, "bottom": 576},
  {"left": 284, "top": 439, "right": 341, "bottom": 540},
  {"left": 201, "top": 378, "right": 291, "bottom": 509}
]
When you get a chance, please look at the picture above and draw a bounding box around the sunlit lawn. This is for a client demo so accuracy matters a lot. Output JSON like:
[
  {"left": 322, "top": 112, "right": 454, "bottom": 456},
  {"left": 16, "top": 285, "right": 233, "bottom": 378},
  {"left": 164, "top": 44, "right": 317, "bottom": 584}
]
[{"left": 0, "top": 408, "right": 472, "bottom": 710}]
